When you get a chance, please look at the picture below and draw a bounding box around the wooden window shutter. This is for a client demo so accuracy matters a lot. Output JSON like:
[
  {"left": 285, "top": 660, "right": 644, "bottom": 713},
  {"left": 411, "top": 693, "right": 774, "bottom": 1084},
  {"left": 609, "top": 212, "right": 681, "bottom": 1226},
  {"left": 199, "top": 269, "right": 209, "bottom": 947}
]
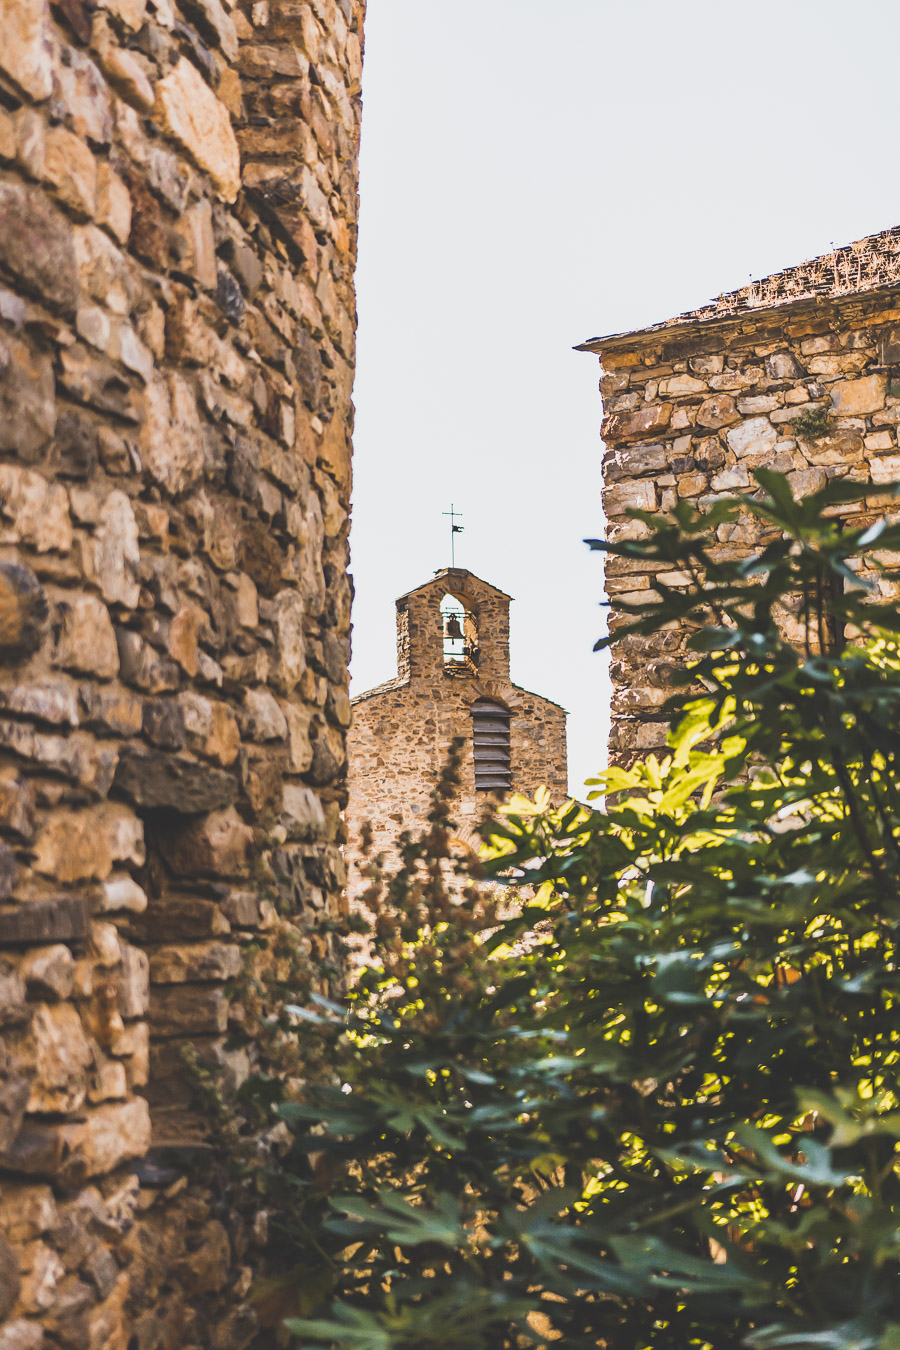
[{"left": 471, "top": 698, "right": 511, "bottom": 792}]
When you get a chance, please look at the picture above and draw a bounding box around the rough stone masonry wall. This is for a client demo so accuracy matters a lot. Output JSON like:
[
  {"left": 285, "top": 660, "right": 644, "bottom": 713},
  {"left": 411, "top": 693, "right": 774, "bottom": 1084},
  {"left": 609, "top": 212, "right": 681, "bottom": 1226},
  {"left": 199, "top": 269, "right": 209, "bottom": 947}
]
[
  {"left": 0, "top": 0, "right": 363, "bottom": 1347},
  {"left": 593, "top": 289, "right": 900, "bottom": 761},
  {"left": 345, "top": 571, "right": 568, "bottom": 894}
]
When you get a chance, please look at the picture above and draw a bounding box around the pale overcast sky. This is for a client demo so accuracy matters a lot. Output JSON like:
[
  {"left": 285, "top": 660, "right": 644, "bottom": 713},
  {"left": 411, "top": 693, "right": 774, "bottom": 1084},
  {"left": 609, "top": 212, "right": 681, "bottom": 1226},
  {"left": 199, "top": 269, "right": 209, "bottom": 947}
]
[{"left": 350, "top": 0, "right": 900, "bottom": 796}]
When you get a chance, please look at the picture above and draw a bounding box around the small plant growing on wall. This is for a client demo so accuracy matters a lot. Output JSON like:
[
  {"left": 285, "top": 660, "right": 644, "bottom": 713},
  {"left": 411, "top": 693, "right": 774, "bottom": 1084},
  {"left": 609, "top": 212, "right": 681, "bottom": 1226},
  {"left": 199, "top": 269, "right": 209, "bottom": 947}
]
[{"left": 791, "top": 404, "right": 836, "bottom": 442}]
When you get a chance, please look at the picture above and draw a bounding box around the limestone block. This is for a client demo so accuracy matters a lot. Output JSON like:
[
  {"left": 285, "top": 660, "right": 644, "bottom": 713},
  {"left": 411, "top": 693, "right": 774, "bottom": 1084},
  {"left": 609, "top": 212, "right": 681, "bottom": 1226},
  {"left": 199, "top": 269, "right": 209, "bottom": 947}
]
[
  {"left": 0, "top": 1184, "right": 57, "bottom": 1242},
  {"left": 28, "top": 1003, "right": 94, "bottom": 1113},
  {"left": 281, "top": 783, "right": 326, "bottom": 841},
  {"left": 0, "top": 183, "right": 78, "bottom": 315},
  {"left": 726, "top": 417, "right": 777, "bottom": 459},
  {"left": 271, "top": 590, "right": 307, "bottom": 694},
  {"left": 0, "top": 565, "right": 48, "bottom": 662},
  {"left": 658, "top": 373, "right": 706, "bottom": 397},
  {"left": 19, "top": 946, "right": 75, "bottom": 1002},
  {"left": 130, "top": 899, "right": 229, "bottom": 942},
  {"left": 53, "top": 47, "right": 112, "bottom": 146},
  {"left": 79, "top": 686, "right": 143, "bottom": 737},
  {"left": 869, "top": 453, "right": 900, "bottom": 485},
  {"left": 18, "top": 1242, "right": 64, "bottom": 1313},
  {"left": 89, "top": 1059, "right": 127, "bottom": 1102},
  {"left": 602, "top": 480, "right": 657, "bottom": 516},
  {"left": 0, "top": 467, "right": 71, "bottom": 554},
  {"left": 0, "top": 1322, "right": 43, "bottom": 1350},
  {"left": 149, "top": 984, "right": 227, "bottom": 1037},
  {"left": 149, "top": 942, "right": 241, "bottom": 984},
  {"left": 603, "top": 403, "right": 672, "bottom": 443},
  {"left": 168, "top": 601, "right": 203, "bottom": 676},
  {"left": 830, "top": 373, "right": 886, "bottom": 417},
  {"left": 99, "top": 874, "right": 147, "bottom": 915},
  {"left": 155, "top": 59, "right": 240, "bottom": 202},
  {"left": 43, "top": 126, "right": 97, "bottom": 217},
  {"left": 0, "top": 0, "right": 55, "bottom": 102},
  {"left": 58, "top": 1098, "right": 151, "bottom": 1185},
  {"left": 96, "top": 164, "right": 132, "bottom": 246},
  {"left": 32, "top": 803, "right": 143, "bottom": 883},
  {"left": 117, "top": 944, "right": 149, "bottom": 1019},
  {"left": 53, "top": 594, "right": 119, "bottom": 679},
  {"left": 142, "top": 373, "right": 205, "bottom": 496},
  {"left": 94, "top": 491, "right": 140, "bottom": 608},
  {"left": 72, "top": 226, "right": 134, "bottom": 315},
  {"left": 0, "top": 338, "right": 57, "bottom": 461},
  {"left": 159, "top": 806, "right": 253, "bottom": 878},
  {"left": 710, "top": 465, "right": 751, "bottom": 492},
  {"left": 112, "top": 749, "right": 238, "bottom": 813},
  {"left": 0, "top": 899, "right": 89, "bottom": 947},
  {"left": 172, "top": 199, "right": 217, "bottom": 290},
  {"left": 179, "top": 692, "right": 241, "bottom": 766},
  {"left": 98, "top": 0, "right": 147, "bottom": 28},
  {"left": 186, "top": 0, "right": 239, "bottom": 58},
  {"left": 239, "top": 688, "right": 287, "bottom": 741}
]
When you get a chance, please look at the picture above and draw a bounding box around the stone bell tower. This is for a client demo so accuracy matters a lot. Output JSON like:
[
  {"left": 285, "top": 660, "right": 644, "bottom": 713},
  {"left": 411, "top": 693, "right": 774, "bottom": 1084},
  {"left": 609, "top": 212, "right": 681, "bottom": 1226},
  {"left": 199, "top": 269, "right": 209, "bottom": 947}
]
[{"left": 345, "top": 568, "right": 568, "bottom": 889}]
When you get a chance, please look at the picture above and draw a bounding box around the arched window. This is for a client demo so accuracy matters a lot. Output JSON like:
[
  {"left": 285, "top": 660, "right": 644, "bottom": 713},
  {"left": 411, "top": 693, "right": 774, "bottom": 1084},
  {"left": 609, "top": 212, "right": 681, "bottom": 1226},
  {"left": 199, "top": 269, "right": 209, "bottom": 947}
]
[
  {"left": 471, "top": 698, "right": 511, "bottom": 792},
  {"left": 441, "top": 593, "right": 478, "bottom": 674}
]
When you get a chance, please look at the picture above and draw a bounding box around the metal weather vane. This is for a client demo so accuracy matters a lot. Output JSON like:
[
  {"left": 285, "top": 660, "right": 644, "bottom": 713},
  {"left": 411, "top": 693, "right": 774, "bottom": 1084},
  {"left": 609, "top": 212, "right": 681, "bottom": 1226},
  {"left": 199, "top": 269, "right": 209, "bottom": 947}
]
[{"left": 442, "top": 504, "right": 464, "bottom": 568}]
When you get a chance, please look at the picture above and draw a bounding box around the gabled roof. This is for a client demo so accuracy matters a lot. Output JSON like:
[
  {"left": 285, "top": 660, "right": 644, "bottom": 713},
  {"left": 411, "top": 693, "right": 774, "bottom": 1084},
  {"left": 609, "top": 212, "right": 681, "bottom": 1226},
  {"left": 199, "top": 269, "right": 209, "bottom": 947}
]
[
  {"left": 398, "top": 567, "right": 513, "bottom": 604},
  {"left": 577, "top": 223, "right": 900, "bottom": 353}
]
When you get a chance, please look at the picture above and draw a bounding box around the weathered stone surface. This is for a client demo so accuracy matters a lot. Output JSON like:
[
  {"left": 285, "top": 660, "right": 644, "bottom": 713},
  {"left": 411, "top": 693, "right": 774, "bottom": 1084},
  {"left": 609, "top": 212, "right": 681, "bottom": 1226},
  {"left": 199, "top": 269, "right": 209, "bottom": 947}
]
[
  {"left": 149, "top": 985, "right": 227, "bottom": 1037},
  {"left": 0, "top": 565, "right": 48, "bottom": 661},
  {"left": 53, "top": 594, "right": 119, "bottom": 679},
  {"left": 113, "top": 750, "right": 237, "bottom": 813},
  {"left": 58, "top": 1098, "right": 151, "bottom": 1185},
  {"left": 20, "top": 945, "right": 75, "bottom": 1002},
  {"left": 0, "top": 0, "right": 55, "bottom": 102},
  {"left": 142, "top": 373, "right": 205, "bottom": 496},
  {"left": 726, "top": 416, "right": 778, "bottom": 458},
  {"left": 0, "top": 899, "right": 90, "bottom": 947},
  {"left": 159, "top": 805, "right": 253, "bottom": 877},
  {"left": 239, "top": 687, "right": 287, "bottom": 741},
  {"left": 0, "top": 183, "right": 78, "bottom": 314},
  {"left": 271, "top": 590, "right": 307, "bottom": 694},
  {"left": 0, "top": 1229, "right": 21, "bottom": 1323},
  {"left": 830, "top": 373, "right": 886, "bottom": 417},
  {"left": 29, "top": 1002, "right": 94, "bottom": 1113},
  {"left": 149, "top": 941, "right": 240, "bottom": 984},
  {"left": 155, "top": 59, "right": 240, "bottom": 203},
  {"left": 94, "top": 492, "right": 140, "bottom": 608},
  {"left": 0, "top": 468, "right": 71, "bottom": 555},
  {"left": 0, "top": 339, "right": 56, "bottom": 462},
  {"left": 32, "top": 804, "right": 143, "bottom": 883}
]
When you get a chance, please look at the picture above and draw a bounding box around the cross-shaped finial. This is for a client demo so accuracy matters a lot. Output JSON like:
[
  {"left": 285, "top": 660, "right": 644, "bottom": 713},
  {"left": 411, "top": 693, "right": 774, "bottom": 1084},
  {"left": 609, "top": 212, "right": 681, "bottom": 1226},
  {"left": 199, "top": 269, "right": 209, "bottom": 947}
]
[{"left": 442, "top": 504, "right": 464, "bottom": 568}]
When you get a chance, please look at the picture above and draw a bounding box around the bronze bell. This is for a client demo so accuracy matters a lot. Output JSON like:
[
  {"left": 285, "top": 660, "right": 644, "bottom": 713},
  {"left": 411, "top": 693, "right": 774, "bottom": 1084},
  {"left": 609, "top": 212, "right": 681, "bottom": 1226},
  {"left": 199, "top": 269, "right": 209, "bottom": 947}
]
[{"left": 445, "top": 615, "right": 463, "bottom": 640}]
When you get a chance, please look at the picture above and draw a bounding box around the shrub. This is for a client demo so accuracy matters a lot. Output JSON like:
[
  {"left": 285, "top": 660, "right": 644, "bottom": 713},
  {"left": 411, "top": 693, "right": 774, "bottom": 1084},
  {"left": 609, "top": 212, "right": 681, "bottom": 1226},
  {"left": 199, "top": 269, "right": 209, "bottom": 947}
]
[{"left": 245, "top": 471, "right": 900, "bottom": 1349}]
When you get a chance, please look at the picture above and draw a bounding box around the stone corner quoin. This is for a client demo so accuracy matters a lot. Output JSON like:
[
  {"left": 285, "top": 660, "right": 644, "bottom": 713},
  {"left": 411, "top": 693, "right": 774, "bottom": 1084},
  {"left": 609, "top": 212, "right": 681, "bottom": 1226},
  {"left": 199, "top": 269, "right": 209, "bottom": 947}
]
[
  {"left": 0, "top": 0, "right": 365, "bottom": 1346},
  {"left": 580, "top": 227, "right": 900, "bottom": 763}
]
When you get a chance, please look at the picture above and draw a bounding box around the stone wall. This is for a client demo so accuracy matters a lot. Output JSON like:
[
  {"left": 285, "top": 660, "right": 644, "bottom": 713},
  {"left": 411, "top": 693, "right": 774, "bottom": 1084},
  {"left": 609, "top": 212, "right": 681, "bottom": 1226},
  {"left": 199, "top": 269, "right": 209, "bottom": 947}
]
[
  {"left": 580, "top": 280, "right": 900, "bottom": 762},
  {"left": 0, "top": 0, "right": 363, "bottom": 1346},
  {"left": 345, "top": 569, "right": 568, "bottom": 892}
]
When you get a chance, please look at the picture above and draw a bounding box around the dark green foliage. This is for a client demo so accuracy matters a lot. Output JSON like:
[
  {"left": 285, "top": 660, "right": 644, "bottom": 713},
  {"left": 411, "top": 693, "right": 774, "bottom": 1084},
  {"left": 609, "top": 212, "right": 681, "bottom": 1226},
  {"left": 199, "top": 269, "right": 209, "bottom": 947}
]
[
  {"left": 790, "top": 407, "right": 836, "bottom": 443},
  {"left": 250, "top": 473, "right": 900, "bottom": 1348}
]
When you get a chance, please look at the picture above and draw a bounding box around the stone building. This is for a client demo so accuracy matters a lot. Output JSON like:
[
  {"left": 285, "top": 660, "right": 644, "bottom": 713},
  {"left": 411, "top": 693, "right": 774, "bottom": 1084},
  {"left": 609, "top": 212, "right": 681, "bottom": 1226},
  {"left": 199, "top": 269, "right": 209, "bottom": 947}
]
[
  {"left": 578, "top": 226, "right": 900, "bottom": 761},
  {"left": 0, "top": 1, "right": 364, "bottom": 1347},
  {"left": 345, "top": 568, "right": 568, "bottom": 888}
]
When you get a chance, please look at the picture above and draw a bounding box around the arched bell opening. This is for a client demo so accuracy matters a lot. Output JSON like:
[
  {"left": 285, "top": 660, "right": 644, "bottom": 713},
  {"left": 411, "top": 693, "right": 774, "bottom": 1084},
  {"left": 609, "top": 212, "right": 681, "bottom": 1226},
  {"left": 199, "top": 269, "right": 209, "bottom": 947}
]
[{"left": 440, "top": 593, "right": 479, "bottom": 674}]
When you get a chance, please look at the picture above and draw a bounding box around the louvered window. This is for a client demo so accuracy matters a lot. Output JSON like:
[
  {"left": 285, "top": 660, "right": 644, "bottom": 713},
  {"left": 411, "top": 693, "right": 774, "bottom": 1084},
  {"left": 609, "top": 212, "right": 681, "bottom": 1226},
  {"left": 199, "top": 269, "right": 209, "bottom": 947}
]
[{"left": 472, "top": 699, "right": 512, "bottom": 792}]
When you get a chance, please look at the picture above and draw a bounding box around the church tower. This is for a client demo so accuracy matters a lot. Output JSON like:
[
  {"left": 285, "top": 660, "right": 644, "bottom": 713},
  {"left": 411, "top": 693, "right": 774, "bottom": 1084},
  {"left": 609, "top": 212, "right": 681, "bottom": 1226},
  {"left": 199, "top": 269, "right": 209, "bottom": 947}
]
[{"left": 345, "top": 568, "right": 568, "bottom": 889}]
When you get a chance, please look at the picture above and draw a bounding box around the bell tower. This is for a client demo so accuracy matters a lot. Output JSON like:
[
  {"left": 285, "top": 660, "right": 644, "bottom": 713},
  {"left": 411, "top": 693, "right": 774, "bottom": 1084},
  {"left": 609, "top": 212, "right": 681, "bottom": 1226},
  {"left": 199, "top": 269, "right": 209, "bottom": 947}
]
[{"left": 346, "top": 568, "right": 568, "bottom": 893}]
